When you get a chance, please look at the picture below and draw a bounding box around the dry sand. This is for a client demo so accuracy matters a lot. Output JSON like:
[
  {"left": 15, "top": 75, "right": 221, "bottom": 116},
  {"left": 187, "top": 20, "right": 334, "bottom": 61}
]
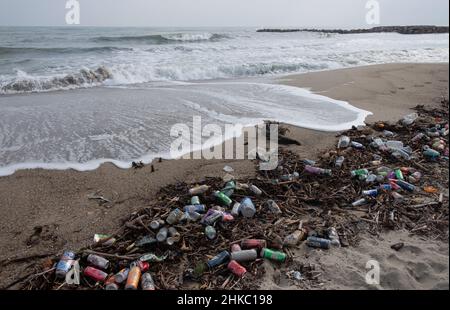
[{"left": 0, "top": 63, "right": 448, "bottom": 289}]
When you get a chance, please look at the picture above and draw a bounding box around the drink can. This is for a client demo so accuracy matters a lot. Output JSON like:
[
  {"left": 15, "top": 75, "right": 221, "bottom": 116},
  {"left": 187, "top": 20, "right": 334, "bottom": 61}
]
[
  {"left": 137, "top": 261, "right": 150, "bottom": 273},
  {"left": 206, "top": 250, "right": 230, "bottom": 268},
  {"left": 260, "top": 248, "right": 286, "bottom": 262},
  {"left": 231, "top": 202, "right": 241, "bottom": 216},
  {"left": 105, "top": 276, "right": 119, "bottom": 290},
  {"left": 227, "top": 260, "right": 246, "bottom": 277},
  {"left": 249, "top": 185, "right": 262, "bottom": 196},
  {"left": 166, "top": 208, "right": 183, "bottom": 225},
  {"left": 149, "top": 219, "right": 164, "bottom": 230},
  {"left": 239, "top": 198, "right": 256, "bottom": 218},
  {"left": 221, "top": 212, "right": 234, "bottom": 222},
  {"left": 201, "top": 209, "right": 223, "bottom": 225},
  {"left": 362, "top": 189, "right": 378, "bottom": 197},
  {"left": 114, "top": 268, "right": 129, "bottom": 284},
  {"left": 396, "top": 180, "right": 416, "bottom": 192},
  {"left": 55, "top": 251, "right": 75, "bottom": 278},
  {"left": 156, "top": 227, "right": 169, "bottom": 242},
  {"left": 394, "top": 169, "right": 404, "bottom": 180},
  {"left": 84, "top": 266, "right": 108, "bottom": 282},
  {"left": 306, "top": 237, "right": 331, "bottom": 249},
  {"left": 214, "top": 191, "right": 232, "bottom": 206},
  {"left": 87, "top": 254, "right": 110, "bottom": 270},
  {"left": 125, "top": 266, "right": 141, "bottom": 290},
  {"left": 231, "top": 244, "right": 242, "bottom": 252},
  {"left": 141, "top": 272, "right": 156, "bottom": 290},
  {"left": 183, "top": 204, "right": 206, "bottom": 213},
  {"left": 241, "top": 239, "right": 267, "bottom": 250},
  {"left": 205, "top": 226, "right": 217, "bottom": 240},
  {"left": 190, "top": 196, "right": 201, "bottom": 205},
  {"left": 351, "top": 169, "right": 369, "bottom": 177},
  {"left": 230, "top": 249, "right": 258, "bottom": 262}
]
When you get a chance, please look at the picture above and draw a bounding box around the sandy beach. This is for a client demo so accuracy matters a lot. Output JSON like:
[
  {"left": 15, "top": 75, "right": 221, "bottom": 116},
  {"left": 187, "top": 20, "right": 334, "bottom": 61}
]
[{"left": 0, "top": 63, "right": 448, "bottom": 289}]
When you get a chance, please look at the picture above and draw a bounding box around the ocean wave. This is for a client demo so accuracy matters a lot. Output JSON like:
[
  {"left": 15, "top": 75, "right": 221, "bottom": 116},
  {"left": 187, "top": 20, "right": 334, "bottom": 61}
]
[
  {"left": 0, "top": 46, "right": 132, "bottom": 56},
  {"left": 92, "top": 32, "right": 228, "bottom": 44},
  {"left": 0, "top": 66, "right": 112, "bottom": 94}
]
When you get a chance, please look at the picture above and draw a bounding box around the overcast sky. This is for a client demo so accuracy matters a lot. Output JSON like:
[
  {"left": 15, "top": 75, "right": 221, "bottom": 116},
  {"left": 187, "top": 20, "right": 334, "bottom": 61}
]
[{"left": 0, "top": 0, "right": 448, "bottom": 27}]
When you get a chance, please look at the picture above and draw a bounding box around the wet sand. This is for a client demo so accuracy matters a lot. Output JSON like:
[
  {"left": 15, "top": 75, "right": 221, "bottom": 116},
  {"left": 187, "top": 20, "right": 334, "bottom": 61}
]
[{"left": 0, "top": 63, "right": 448, "bottom": 289}]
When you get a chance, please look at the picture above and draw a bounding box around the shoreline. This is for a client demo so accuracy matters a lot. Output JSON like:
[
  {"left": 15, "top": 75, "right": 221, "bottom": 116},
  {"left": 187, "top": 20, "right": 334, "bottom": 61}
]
[{"left": 0, "top": 62, "right": 448, "bottom": 289}]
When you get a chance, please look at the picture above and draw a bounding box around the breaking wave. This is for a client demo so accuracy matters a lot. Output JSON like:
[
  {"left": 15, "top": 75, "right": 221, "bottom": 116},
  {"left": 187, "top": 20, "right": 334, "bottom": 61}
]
[
  {"left": 0, "top": 46, "right": 131, "bottom": 56},
  {"left": 92, "top": 32, "right": 228, "bottom": 44},
  {"left": 0, "top": 66, "right": 112, "bottom": 94}
]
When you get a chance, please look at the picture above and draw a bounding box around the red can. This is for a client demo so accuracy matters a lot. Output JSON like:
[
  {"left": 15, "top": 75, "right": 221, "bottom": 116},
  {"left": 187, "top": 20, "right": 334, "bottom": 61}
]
[
  {"left": 84, "top": 266, "right": 108, "bottom": 282},
  {"left": 241, "top": 239, "right": 267, "bottom": 250},
  {"left": 138, "top": 261, "right": 150, "bottom": 273},
  {"left": 227, "top": 260, "right": 246, "bottom": 278},
  {"left": 231, "top": 244, "right": 242, "bottom": 252}
]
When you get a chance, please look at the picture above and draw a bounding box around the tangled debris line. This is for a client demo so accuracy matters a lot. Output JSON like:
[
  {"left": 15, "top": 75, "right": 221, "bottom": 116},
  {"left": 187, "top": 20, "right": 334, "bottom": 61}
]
[{"left": 12, "top": 99, "right": 449, "bottom": 291}]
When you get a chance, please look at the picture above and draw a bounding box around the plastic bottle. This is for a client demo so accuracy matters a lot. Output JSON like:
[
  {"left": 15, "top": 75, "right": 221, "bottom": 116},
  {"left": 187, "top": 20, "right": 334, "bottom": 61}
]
[
  {"left": 239, "top": 197, "right": 256, "bottom": 218},
  {"left": 351, "top": 141, "right": 365, "bottom": 149},
  {"left": 55, "top": 251, "right": 75, "bottom": 279},
  {"left": 401, "top": 113, "right": 418, "bottom": 126},
  {"left": 423, "top": 148, "right": 440, "bottom": 161},
  {"left": 395, "top": 180, "right": 416, "bottom": 192},
  {"left": 304, "top": 165, "right": 332, "bottom": 176},
  {"left": 87, "top": 254, "right": 110, "bottom": 270},
  {"left": 264, "top": 200, "right": 281, "bottom": 214},
  {"left": 327, "top": 227, "right": 341, "bottom": 247},
  {"left": 337, "top": 136, "right": 351, "bottom": 149},
  {"left": 189, "top": 185, "right": 210, "bottom": 195},
  {"left": 365, "top": 174, "right": 377, "bottom": 184},
  {"left": 125, "top": 266, "right": 141, "bottom": 290},
  {"left": 280, "top": 172, "right": 300, "bottom": 182},
  {"left": 351, "top": 198, "right": 367, "bottom": 207},
  {"left": 411, "top": 133, "right": 426, "bottom": 143}
]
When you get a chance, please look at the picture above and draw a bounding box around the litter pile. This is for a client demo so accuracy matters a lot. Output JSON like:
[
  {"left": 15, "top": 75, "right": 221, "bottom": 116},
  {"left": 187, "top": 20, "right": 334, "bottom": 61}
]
[{"left": 15, "top": 100, "right": 449, "bottom": 290}]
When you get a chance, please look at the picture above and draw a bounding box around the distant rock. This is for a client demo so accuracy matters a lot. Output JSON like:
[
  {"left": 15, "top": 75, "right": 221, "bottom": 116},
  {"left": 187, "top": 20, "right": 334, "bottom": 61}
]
[{"left": 257, "top": 25, "right": 449, "bottom": 35}]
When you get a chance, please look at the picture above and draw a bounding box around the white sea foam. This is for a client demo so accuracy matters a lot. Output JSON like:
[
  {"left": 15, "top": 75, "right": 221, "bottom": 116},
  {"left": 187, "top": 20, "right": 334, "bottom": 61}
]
[{"left": 0, "top": 82, "right": 371, "bottom": 176}]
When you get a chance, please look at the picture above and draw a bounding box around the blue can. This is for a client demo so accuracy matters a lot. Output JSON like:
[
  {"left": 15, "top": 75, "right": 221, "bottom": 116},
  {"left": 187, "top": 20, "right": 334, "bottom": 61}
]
[
  {"left": 379, "top": 184, "right": 393, "bottom": 191},
  {"left": 306, "top": 237, "right": 331, "bottom": 249},
  {"left": 362, "top": 189, "right": 378, "bottom": 197},
  {"left": 55, "top": 251, "right": 75, "bottom": 278},
  {"left": 183, "top": 204, "right": 206, "bottom": 213},
  {"left": 206, "top": 250, "right": 230, "bottom": 268},
  {"left": 396, "top": 180, "right": 415, "bottom": 192}
]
